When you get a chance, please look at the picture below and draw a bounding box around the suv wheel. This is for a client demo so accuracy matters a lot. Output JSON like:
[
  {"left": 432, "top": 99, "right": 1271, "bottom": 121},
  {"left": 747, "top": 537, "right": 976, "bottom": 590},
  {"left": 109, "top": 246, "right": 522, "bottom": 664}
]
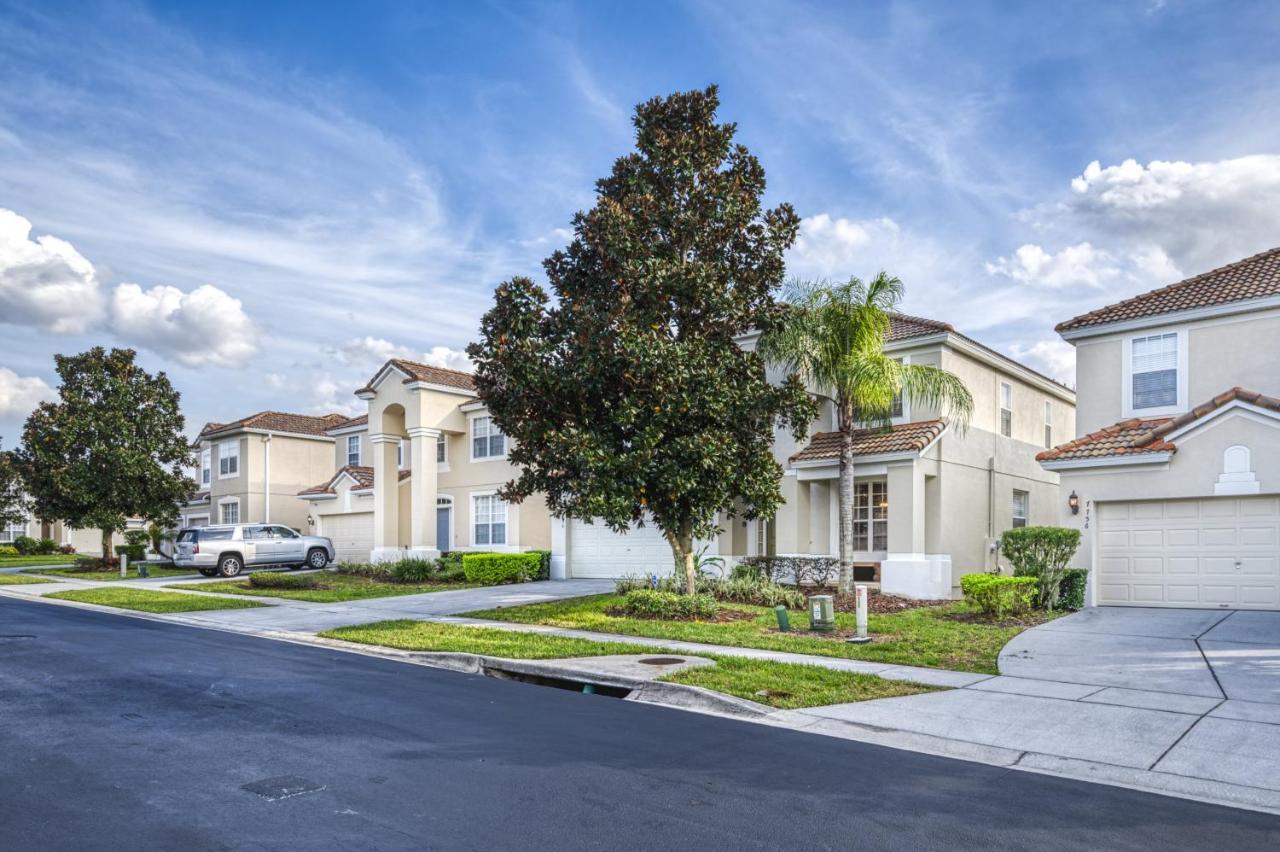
[
  {"left": 218, "top": 554, "right": 244, "bottom": 578},
  {"left": 305, "top": 548, "right": 328, "bottom": 570},
  {"left": 198, "top": 568, "right": 218, "bottom": 577}
]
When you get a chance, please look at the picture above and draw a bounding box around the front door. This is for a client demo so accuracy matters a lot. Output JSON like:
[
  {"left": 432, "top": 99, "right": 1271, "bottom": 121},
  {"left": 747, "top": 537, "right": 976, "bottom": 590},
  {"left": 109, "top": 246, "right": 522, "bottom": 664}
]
[{"left": 436, "top": 505, "right": 451, "bottom": 552}]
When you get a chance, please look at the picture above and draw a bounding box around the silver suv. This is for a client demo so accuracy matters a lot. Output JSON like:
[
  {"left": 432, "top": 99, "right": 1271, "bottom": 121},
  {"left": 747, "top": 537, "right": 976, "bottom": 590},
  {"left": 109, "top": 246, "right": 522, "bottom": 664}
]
[{"left": 174, "top": 524, "right": 335, "bottom": 577}]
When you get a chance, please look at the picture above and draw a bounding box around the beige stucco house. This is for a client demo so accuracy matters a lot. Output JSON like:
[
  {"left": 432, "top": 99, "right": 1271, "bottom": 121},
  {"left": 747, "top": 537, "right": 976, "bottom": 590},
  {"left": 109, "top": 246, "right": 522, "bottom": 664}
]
[
  {"left": 180, "top": 411, "right": 351, "bottom": 532},
  {"left": 1039, "top": 247, "right": 1280, "bottom": 611},
  {"left": 1, "top": 515, "right": 124, "bottom": 555},
  {"left": 302, "top": 319, "right": 1072, "bottom": 599}
]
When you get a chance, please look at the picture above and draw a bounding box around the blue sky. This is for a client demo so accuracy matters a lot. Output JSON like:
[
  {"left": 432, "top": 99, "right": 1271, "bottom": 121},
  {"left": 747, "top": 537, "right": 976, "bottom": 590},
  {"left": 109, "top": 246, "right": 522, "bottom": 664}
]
[{"left": 2, "top": 0, "right": 1280, "bottom": 440}]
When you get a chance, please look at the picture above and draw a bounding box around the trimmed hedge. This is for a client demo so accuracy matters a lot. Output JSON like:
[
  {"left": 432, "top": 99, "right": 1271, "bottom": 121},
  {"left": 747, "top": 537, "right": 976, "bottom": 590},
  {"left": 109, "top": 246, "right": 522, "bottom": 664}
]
[
  {"left": 1001, "top": 526, "right": 1082, "bottom": 610},
  {"left": 621, "top": 589, "right": 719, "bottom": 620},
  {"left": 960, "top": 574, "right": 1037, "bottom": 619},
  {"left": 12, "top": 535, "right": 37, "bottom": 555},
  {"left": 463, "top": 551, "right": 545, "bottom": 585},
  {"left": 1058, "top": 568, "right": 1088, "bottom": 611}
]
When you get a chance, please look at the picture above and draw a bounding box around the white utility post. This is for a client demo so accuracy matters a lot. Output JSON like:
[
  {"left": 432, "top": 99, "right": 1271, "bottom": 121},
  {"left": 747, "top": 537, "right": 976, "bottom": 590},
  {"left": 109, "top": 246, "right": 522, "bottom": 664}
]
[
  {"left": 119, "top": 551, "right": 128, "bottom": 579},
  {"left": 848, "top": 584, "right": 871, "bottom": 644}
]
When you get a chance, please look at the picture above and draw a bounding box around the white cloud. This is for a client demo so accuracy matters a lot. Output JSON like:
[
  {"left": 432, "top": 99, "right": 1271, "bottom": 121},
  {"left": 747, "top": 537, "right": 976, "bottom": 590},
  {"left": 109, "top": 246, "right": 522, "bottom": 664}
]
[
  {"left": 0, "top": 208, "right": 104, "bottom": 333},
  {"left": 0, "top": 367, "right": 55, "bottom": 417},
  {"left": 309, "top": 375, "right": 364, "bottom": 417},
  {"left": 418, "top": 346, "right": 472, "bottom": 373},
  {"left": 985, "top": 242, "right": 1122, "bottom": 289},
  {"left": 1007, "top": 339, "right": 1076, "bottom": 386},
  {"left": 788, "top": 214, "right": 898, "bottom": 280},
  {"left": 109, "top": 283, "right": 258, "bottom": 367},
  {"left": 337, "top": 337, "right": 471, "bottom": 373},
  {"left": 264, "top": 372, "right": 287, "bottom": 388}
]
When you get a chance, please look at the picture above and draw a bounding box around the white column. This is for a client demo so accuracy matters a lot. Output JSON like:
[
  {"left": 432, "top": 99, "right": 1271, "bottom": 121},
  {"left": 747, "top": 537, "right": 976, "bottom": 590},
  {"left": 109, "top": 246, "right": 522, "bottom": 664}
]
[
  {"left": 370, "top": 432, "right": 401, "bottom": 563},
  {"left": 881, "top": 461, "right": 949, "bottom": 599},
  {"left": 407, "top": 426, "right": 440, "bottom": 560}
]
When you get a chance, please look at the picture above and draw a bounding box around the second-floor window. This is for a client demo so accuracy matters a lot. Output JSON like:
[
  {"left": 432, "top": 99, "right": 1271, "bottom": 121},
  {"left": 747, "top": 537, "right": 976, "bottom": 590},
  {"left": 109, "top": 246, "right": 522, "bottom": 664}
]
[
  {"left": 218, "top": 440, "right": 239, "bottom": 477},
  {"left": 1012, "top": 490, "right": 1029, "bottom": 529},
  {"left": 890, "top": 358, "right": 904, "bottom": 418},
  {"left": 1131, "top": 332, "right": 1178, "bottom": 410},
  {"left": 1000, "top": 383, "right": 1012, "bottom": 438},
  {"left": 1044, "top": 401, "right": 1053, "bottom": 449},
  {"left": 436, "top": 438, "right": 447, "bottom": 464},
  {"left": 346, "top": 435, "right": 361, "bottom": 467},
  {"left": 397, "top": 439, "right": 406, "bottom": 469},
  {"left": 472, "top": 416, "right": 506, "bottom": 460},
  {"left": 200, "top": 448, "right": 211, "bottom": 486}
]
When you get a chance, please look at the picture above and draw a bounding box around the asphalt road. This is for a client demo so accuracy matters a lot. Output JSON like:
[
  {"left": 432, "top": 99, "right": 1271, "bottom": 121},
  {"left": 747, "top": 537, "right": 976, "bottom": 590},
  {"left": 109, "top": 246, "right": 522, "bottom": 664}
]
[{"left": 1, "top": 598, "right": 1278, "bottom": 851}]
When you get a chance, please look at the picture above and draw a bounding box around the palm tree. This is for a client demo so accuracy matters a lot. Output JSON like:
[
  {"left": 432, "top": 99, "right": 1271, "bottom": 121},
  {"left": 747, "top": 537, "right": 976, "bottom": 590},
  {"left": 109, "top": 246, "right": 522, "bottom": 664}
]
[{"left": 760, "top": 273, "right": 974, "bottom": 592}]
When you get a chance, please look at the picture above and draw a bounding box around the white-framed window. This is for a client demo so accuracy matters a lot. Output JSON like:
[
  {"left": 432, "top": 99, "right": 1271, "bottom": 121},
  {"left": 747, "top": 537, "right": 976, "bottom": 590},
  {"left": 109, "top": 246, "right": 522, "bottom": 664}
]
[
  {"left": 200, "top": 448, "right": 211, "bottom": 486},
  {"left": 346, "top": 435, "right": 361, "bottom": 467},
  {"left": 471, "top": 416, "right": 506, "bottom": 460},
  {"left": 397, "top": 438, "right": 406, "bottom": 470},
  {"left": 1130, "top": 332, "right": 1179, "bottom": 411},
  {"left": 472, "top": 493, "right": 507, "bottom": 545},
  {"left": 999, "top": 383, "right": 1012, "bottom": 438},
  {"left": 218, "top": 439, "right": 240, "bottom": 478},
  {"left": 1044, "top": 400, "right": 1053, "bottom": 449},
  {"left": 755, "top": 519, "right": 770, "bottom": 557},
  {"left": 853, "top": 481, "right": 888, "bottom": 552},
  {"left": 1, "top": 517, "right": 27, "bottom": 543},
  {"left": 1012, "top": 490, "right": 1029, "bottom": 529},
  {"left": 219, "top": 499, "right": 240, "bottom": 525},
  {"left": 889, "top": 358, "right": 904, "bottom": 419},
  {"left": 436, "top": 437, "right": 447, "bottom": 464}
]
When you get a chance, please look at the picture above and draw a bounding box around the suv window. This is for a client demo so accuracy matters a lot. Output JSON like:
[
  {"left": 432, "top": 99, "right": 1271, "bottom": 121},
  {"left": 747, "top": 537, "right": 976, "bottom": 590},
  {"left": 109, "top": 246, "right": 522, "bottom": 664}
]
[
  {"left": 177, "top": 530, "right": 198, "bottom": 543},
  {"left": 245, "top": 526, "right": 271, "bottom": 540},
  {"left": 271, "top": 526, "right": 300, "bottom": 539},
  {"left": 201, "top": 528, "right": 233, "bottom": 541}
]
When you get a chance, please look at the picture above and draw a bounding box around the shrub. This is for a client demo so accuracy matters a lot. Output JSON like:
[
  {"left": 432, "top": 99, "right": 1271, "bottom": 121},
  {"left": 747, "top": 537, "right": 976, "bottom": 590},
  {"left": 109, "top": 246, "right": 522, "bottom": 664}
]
[
  {"left": 335, "top": 561, "right": 392, "bottom": 580},
  {"left": 1001, "top": 526, "right": 1082, "bottom": 610},
  {"left": 0, "top": 545, "right": 18, "bottom": 556},
  {"left": 12, "top": 535, "right": 37, "bottom": 555},
  {"left": 712, "top": 574, "right": 806, "bottom": 609},
  {"left": 733, "top": 555, "right": 839, "bottom": 587},
  {"left": 36, "top": 537, "right": 59, "bottom": 554},
  {"left": 249, "top": 572, "right": 323, "bottom": 590},
  {"left": 123, "top": 529, "right": 151, "bottom": 549},
  {"left": 620, "top": 589, "right": 719, "bottom": 620},
  {"left": 58, "top": 544, "right": 76, "bottom": 554},
  {"left": 1057, "top": 568, "right": 1088, "bottom": 611},
  {"left": 115, "top": 543, "right": 146, "bottom": 562},
  {"left": 960, "top": 574, "right": 1037, "bottom": 619},
  {"left": 390, "top": 558, "right": 436, "bottom": 583},
  {"left": 614, "top": 574, "right": 652, "bottom": 594},
  {"left": 463, "top": 552, "right": 543, "bottom": 585}
]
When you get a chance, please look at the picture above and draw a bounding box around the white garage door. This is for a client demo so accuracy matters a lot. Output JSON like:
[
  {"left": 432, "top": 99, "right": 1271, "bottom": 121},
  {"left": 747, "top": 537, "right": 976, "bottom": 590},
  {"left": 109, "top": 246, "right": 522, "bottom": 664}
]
[
  {"left": 567, "top": 519, "right": 674, "bottom": 578},
  {"left": 1098, "top": 497, "right": 1280, "bottom": 610},
  {"left": 321, "top": 512, "right": 374, "bottom": 564}
]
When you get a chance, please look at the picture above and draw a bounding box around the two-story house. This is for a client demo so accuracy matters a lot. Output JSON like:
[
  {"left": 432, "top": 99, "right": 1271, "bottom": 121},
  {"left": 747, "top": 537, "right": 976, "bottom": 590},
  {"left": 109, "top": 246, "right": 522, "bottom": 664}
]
[
  {"left": 180, "top": 411, "right": 351, "bottom": 532},
  {"left": 303, "top": 320, "right": 1073, "bottom": 600},
  {"left": 1039, "top": 247, "right": 1280, "bottom": 611}
]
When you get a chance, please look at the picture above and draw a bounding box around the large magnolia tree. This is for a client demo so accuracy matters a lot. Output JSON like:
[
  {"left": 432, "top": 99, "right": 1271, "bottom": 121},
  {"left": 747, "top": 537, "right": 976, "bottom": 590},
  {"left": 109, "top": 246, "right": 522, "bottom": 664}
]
[
  {"left": 17, "top": 347, "right": 194, "bottom": 558},
  {"left": 468, "top": 85, "right": 815, "bottom": 594}
]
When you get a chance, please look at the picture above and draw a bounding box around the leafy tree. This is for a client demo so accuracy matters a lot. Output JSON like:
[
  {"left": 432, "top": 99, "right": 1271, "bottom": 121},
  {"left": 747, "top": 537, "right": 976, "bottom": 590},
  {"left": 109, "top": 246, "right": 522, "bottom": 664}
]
[
  {"left": 760, "top": 275, "right": 974, "bottom": 591},
  {"left": 468, "top": 86, "right": 815, "bottom": 594},
  {"left": 1001, "top": 526, "right": 1081, "bottom": 610},
  {"left": 0, "top": 444, "right": 29, "bottom": 533},
  {"left": 16, "top": 348, "right": 194, "bottom": 558}
]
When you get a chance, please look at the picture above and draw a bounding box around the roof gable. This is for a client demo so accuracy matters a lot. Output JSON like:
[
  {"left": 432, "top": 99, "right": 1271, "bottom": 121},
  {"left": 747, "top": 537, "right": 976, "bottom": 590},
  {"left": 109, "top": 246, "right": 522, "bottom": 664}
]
[
  {"left": 790, "top": 419, "right": 946, "bottom": 463},
  {"left": 199, "top": 410, "right": 349, "bottom": 440},
  {"left": 356, "top": 358, "right": 476, "bottom": 396}
]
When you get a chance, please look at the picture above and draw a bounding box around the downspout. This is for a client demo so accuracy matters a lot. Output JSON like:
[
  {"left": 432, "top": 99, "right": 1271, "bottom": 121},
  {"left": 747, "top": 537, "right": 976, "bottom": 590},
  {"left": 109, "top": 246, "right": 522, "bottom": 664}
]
[{"left": 263, "top": 434, "right": 272, "bottom": 524}]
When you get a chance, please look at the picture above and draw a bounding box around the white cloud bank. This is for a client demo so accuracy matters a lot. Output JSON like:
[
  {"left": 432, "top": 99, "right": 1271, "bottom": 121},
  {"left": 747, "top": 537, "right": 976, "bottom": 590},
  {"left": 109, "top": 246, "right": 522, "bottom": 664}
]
[
  {"left": 0, "top": 208, "right": 103, "bottom": 333},
  {"left": 0, "top": 208, "right": 257, "bottom": 366},
  {"left": 338, "top": 336, "right": 472, "bottom": 373},
  {"left": 0, "top": 367, "right": 55, "bottom": 417}
]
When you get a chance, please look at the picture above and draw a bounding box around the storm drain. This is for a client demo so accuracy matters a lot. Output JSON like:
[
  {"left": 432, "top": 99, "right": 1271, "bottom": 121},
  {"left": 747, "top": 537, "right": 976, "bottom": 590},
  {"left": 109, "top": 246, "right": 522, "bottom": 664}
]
[
  {"left": 638, "top": 657, "right": 686, "bottom": 666},
  {"left": 241, "top": 775, "right": 327, "bottom": 802},
  {"left": 482, "top": 666, "right": 632, "bottom": 698}
]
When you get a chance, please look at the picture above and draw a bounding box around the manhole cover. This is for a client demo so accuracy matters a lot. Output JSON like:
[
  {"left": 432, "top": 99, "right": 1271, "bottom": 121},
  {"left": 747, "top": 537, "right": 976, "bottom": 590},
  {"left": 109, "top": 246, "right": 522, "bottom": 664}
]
[
  {"left": 638, "top": 657, "right": 687, "bottom": 666},
  {"left": 241, "top": 775, "right": 326, "bottom": 802}
]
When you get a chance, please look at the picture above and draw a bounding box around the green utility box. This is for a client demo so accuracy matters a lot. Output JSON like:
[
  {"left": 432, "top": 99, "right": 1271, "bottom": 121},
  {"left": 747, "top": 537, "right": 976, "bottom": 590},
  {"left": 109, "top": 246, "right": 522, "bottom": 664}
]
[{"left": 808, "top": 594, "right": 835, "bottom": 632}]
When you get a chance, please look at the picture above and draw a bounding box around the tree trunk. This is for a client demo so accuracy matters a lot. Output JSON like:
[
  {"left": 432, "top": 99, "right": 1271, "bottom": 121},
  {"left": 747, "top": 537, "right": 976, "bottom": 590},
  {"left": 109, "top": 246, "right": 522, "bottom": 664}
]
[
  {"left": 101, "top": 529, "right": 113, "bottom": 562},
  {"left": 837, "top": 398, "right": 856, "bottom": 594},
  {"left": 665, "top": 525, "right": 697, "bottom": 596}
]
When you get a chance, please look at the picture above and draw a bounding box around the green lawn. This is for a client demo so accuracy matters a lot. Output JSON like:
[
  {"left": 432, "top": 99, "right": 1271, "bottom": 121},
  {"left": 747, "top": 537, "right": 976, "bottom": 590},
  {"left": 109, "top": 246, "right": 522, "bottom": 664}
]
[
  {"left": 26, "top": 565, "right": 197, "bottom": 581},
  {"left": 45, "top": 587, "right": 269, "bottom": 613},
  {"left": 320, "top": 620, "right": 936, "bottom": 709},
  {"left": 0, "top": 554, "right": 80, "bottom": 568},
  {"left": 173, "top": 572, "right": 478, "bottom": 603},
  {"left": 463, "top": 594, "right": 1053, "bottom": 674},
  {"left": 0, "top": 572, "right": 59, "bottom": 585}
]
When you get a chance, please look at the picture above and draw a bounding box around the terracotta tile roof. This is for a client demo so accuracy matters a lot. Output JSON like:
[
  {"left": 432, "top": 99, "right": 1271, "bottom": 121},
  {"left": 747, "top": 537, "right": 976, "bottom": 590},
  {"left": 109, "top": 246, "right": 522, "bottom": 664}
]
[
  {"left": 357, "top": 359, "right": 476, "bottom": 395},
  {"left": 199, "top": 411, "right": 350, "bottom": 439},
  {"left": 297, "top": 464, "right": 411, "bottom": 497},
  {"left": 326, "top": 414, "right": 367, "bottom": 433},
  {"left": 1057, "top": 246, "right": 1280, "bottom": 333},
  {"left": 185, "top": 490, "right": 210, "bottom": 504},
  {"left": 1037, "top": 387, "right": 1280, "bottom": 463},
  {"left": 887, "top": 313, "right": 952, "bottom": 341},
  {"left": 790, "top": 419, "right": 946, "bottom": 462}
]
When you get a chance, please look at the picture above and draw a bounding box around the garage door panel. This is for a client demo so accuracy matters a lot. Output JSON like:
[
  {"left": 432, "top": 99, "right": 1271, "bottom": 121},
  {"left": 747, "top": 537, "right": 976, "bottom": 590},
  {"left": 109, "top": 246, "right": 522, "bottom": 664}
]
[
  {"left": 567, "top": 519, "right": 673, "bottom": 578},
  {"left": 322, "top": 513, "right": 373, "bottom": 564},
  {"left": 1098, "top": 496, "right": 1279, "bottom": 611}
]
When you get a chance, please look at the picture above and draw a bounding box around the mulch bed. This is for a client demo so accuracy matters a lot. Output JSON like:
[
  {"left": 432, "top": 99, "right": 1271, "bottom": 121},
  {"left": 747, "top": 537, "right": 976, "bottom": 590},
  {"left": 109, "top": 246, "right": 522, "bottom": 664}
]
[
  {"left": 604, "top": 606, "right": 759, "bottom": 623},
  {"left": 809, "top": 588, "right": 953, "bottom": 614}
]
